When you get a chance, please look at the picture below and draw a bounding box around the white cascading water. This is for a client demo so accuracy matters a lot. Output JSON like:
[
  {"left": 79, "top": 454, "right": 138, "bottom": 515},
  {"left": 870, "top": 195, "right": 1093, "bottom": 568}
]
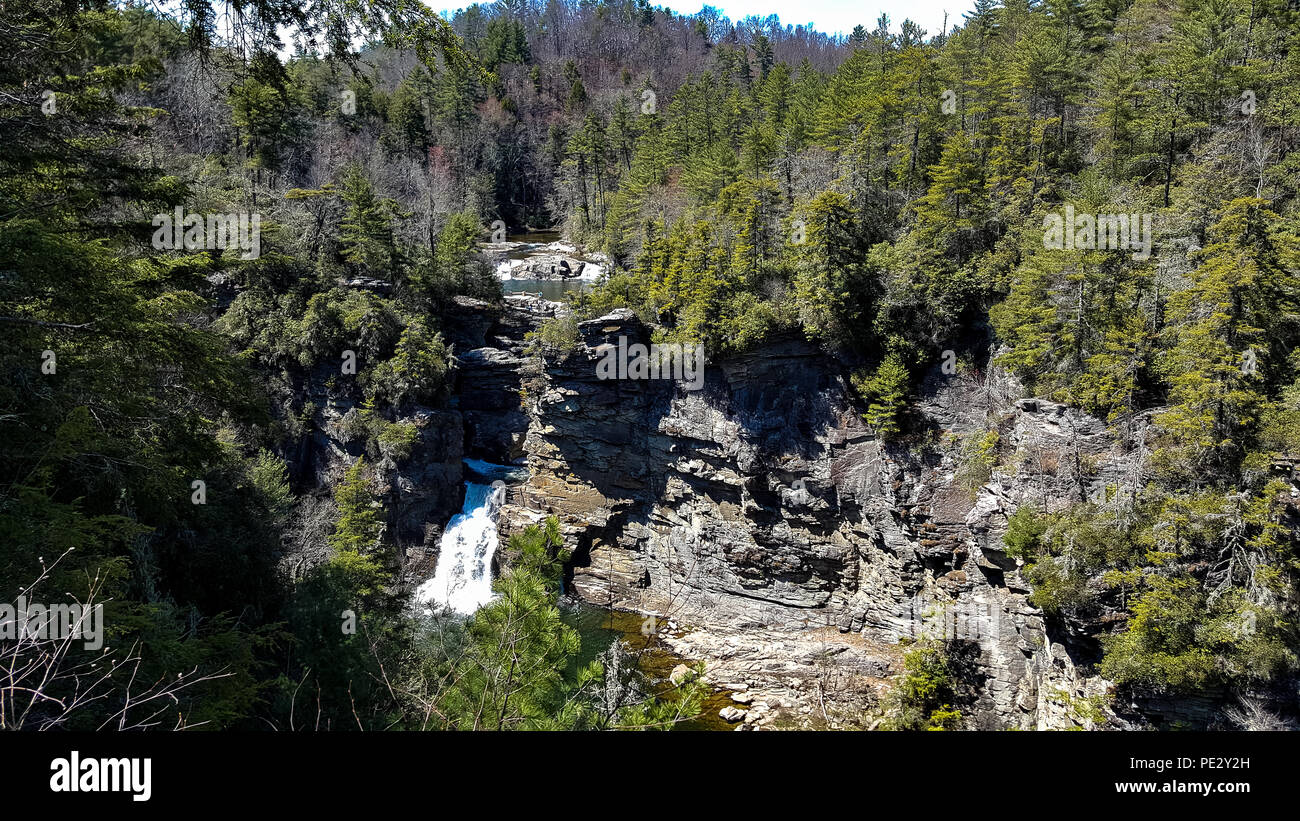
[{"left": 415, "top": 481, "right": 506, "bottom": 615}]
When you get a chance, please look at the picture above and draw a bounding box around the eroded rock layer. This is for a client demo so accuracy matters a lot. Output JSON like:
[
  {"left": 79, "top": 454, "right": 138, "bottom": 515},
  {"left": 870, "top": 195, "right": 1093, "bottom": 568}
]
[{"left": 502, "top": 310, "right": 1142, "bottom": 729}]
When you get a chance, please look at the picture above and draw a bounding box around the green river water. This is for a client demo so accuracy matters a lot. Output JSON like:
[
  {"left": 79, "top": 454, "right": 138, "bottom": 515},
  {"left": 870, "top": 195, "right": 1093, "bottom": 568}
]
[{"left": 561, "top": 603, "right": 736, "bottom": 731}]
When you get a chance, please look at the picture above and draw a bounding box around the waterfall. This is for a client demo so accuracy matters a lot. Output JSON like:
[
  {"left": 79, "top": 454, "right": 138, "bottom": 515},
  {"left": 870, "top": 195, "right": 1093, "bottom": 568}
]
[{"left": 415, "top": 481, "right": 506, "bottom": 616}]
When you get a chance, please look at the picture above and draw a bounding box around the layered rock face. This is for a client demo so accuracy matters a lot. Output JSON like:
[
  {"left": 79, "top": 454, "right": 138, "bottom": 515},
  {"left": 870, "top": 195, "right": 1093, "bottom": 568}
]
[
  {"left": 445, "top": 295, "right": 548, "bottom": 464},
  {"left": 504, "top": 310, "right": 1143, "bottom": 729}
]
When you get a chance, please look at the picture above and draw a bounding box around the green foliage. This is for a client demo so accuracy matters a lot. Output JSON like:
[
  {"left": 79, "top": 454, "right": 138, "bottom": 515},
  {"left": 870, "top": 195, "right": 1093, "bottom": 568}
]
[
  {"left": 480, "top": 18, "right": 530, "bottom": 71},
  {"left": 1048, "top": 688, "right": 1111, "bottom": 729},
  {"left": 1007, "top": 490, "right": 1299, "bottom": 695},
  {"left": 881, "top": 639, "right": 963, "bottom": 731},
  {"left": 248, "top": 448, "right": 294, "bottom": 524},
  {"left": 790, "top": 190, "right": 866, "bottom": 343},
  {"left": 328, "top": 458, "right": 384, "bottom": 554},
  {"left": 229, "top": 52, "right": 305, "bottom": 170},
  {"left": 376, "top": 420, "right": 419, "bottom": 461},
  {"left": 1001, "top": 505, "right": 1047, "bottom": 560},
  {"left": 381, "top": 70, "right": 431, "bottom": 155},
  {"left": 411, "top": 211, "right": 500, "bottom": 305},
  {"left": 1014, "top": 504, "right": 1143, "bottom": 617},
  {"left": 438, "top": 521, "right": 577, "bottom": 729},
  {"left": 280, "top": 540, "right": 397, "bottom": 729},
  {"left": 853, "top": 354, "right": 911, "bottom": 439},
  {"left": 338, "top": 163, "right": 405, "bottom": 283},
  {"left": 11, "top": 0, "right": 1300, "bottom": 731},
  {"left": 1155, "top": 199, "right": 1300, "bottom": 483},
  {"left": 0, "top": 0, "right": 273, "bottom": 728},
  {"left": 955, "top": 429, "right": 1001, "bottom": 494},
  {"left": 1099, "top": 577, "right": 1220, "bottom": 691},
  {"left": 529, "top": 314, "right": 581, "bottom": 352},
  {"left": 367, "top": 318, "right": 449, "bottom": 408}
]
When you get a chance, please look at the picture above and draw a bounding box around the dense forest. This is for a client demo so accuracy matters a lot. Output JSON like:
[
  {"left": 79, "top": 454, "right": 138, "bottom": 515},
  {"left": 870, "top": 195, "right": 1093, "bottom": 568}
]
[{"left": 2, "top": 0, "right": 1299, "bottom": 731}]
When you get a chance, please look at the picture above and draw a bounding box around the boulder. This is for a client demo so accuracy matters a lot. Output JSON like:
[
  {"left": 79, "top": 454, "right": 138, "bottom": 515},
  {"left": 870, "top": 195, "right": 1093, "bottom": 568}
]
[{"left": 669, "top": 664, "right": 691, "bottom": 686}]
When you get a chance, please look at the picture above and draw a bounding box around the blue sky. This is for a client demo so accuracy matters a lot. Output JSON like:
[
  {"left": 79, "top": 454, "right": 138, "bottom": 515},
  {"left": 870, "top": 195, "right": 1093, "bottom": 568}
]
[
  {"left": 664, "top": 0, "right": 973, "bottom": 37},
  {"left": 435, "top": 1, "right": 979, "bottom": 40}
]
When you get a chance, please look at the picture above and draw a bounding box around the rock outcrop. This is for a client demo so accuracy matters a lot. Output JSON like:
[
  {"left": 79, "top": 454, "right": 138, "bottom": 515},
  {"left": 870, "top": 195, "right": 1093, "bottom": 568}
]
[
  {"left": 508, "top": 254, "right": 588, "bottom": 280},
  {"left": 485, "top": 239, "right": 605, "bottom": 281},
  {"left": 502, "top": 310, "right": 1148, "bottom": 729}
]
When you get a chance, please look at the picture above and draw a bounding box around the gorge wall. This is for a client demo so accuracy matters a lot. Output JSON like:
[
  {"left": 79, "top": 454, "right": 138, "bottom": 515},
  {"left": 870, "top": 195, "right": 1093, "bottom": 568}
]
[{"left": 500, "top": 309, "right": 1150, "bottom": 729}]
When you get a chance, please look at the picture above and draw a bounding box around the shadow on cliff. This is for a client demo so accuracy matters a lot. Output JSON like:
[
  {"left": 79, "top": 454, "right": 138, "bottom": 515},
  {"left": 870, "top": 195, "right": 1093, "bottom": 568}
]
[
  {"left": 537, "top": 323, "right": 865, "bottom": 602},
  {"left": 538, "top": 327, "right": 856, "bottom": 513}
]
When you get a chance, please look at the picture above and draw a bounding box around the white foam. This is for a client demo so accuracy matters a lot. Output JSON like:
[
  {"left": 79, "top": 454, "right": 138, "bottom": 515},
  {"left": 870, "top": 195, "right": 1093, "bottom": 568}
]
[{"left": 414, "top": 482, "right": 506, "bottom": 615}]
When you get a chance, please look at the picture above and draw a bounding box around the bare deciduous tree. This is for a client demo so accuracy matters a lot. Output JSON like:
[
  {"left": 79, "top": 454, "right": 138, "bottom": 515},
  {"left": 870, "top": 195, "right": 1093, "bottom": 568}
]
[{"left": 1, "top": 551, "right": 233, "bottom": 731}]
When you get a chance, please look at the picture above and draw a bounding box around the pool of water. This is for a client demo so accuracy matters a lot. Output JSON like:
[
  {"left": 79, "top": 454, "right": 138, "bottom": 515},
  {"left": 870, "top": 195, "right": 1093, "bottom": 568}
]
[
  {"left": 462, "top": 458, "right": 528, "bottom": 484},
  {"left": 561, "top": 603, "right": 736, "bottom": 731},
  {"left": 506, "top": 229, "right": 561, "bottom": 244},
  {"left": 503, "top": 278, "right": 591, "bottom": 302}
]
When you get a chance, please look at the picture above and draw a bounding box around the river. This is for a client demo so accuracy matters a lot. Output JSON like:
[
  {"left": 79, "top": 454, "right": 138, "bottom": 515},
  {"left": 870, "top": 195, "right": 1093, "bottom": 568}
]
[
  {"left": 561, "top": 603, "right": 737, "bottom": 731},
  {"left": 502, "top": 278, "right": 591, "bottom": 302},
  {"left": 495, "top": 229, "right": 603, "bottom": 303}
]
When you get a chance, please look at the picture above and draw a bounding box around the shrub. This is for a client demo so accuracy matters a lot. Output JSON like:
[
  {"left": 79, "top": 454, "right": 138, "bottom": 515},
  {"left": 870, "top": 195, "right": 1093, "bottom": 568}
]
[
  {"left": 367, "top": 318, "right": 449, "bottom": 407},
  {"left": 852, "top": 353, "right": 911, "bottom": 440},
  {"left": 1025, "top": 556, "right": 1094, "bottom": 615},
  {"left": 956, "top": 429, "right": 1000, "bottom": 493},
  {"left": 530, "top": 313, "right": 580, "bottom": 351},
  {"left": 1001, "top": 505, "right": 1047, "bottom": 559},
  {"left": 248, "top": 448, "right": 293, "bottom": 523},
  {"left": 376, "top": 419, "right": 419, "bottom": 461},
  {"left": 881, "top": 638, "right": 962, "bottom": 731}
]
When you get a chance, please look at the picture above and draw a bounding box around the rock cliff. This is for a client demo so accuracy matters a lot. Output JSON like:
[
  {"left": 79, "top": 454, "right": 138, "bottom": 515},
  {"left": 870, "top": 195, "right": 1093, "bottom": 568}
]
[{"left": 502, "top": 309, "right": 1145, "bottom": 729}]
